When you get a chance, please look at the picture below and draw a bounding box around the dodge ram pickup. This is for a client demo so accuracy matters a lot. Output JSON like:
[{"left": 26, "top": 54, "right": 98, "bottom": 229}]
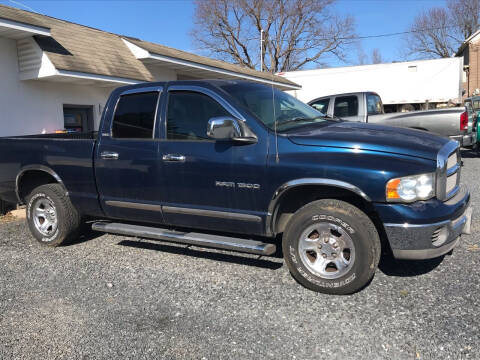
[
  {"left": 0, "top": 80, "right": 472, "bottom": 294},
  {"left": 309, "top": 91, "right": 477, "bottom": 148}
]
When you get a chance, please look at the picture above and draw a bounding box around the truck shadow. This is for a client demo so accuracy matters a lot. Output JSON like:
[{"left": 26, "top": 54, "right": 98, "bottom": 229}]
[
  {"left": 378, "top": 252, "right": 444, "bottom": 277},
  {"left": 460, "top": 148, "right": 478, "bottom": 158},
  {"left": 66, "top": 225, "right": 106, "bottom": 246},
  {"left": 71, "top": 228, "right": 444, "bottom": 276},
  {"left": 116, "top": 239, "right": 284, "bottom": 270}
]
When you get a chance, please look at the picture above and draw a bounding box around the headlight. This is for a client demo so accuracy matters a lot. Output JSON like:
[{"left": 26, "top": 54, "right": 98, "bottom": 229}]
[{"left": 386, "top": 173, "right": 435, "bottom": 202}]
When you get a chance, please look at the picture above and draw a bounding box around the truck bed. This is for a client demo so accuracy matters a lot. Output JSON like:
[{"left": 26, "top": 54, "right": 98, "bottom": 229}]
[
  {"left": 368, "top": 107, "right": 470, "bottom": 141},
  {"left": 5, "top": 131, "right": 98, "bottom": 140},
  {"left": 0, "top": 132, "right": 100, "bottom": 214}
]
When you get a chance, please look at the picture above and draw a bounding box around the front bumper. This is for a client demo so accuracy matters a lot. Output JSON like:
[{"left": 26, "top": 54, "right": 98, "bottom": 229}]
[
  {"left": 450, "top": 133, "right": 476, "bottom": 147},
  {"left": 375, "top": 185, "right": 472, "bottom": 260}
]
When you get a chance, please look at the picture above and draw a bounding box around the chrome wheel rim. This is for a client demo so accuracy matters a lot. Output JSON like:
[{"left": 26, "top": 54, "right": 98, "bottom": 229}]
[
  {"left": 298, "top": 222, "right": 355, "bottom": 280},
  {"left": 33, "top": 198, "right": 58, "bottom": 237}
]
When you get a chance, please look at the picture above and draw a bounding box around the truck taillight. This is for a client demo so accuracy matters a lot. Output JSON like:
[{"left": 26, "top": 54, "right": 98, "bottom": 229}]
[{"left": 460, "top": 111, "right": 468, "bottom": 130}]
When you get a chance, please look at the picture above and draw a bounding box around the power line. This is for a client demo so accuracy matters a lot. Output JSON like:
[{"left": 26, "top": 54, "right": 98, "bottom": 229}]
[
  {"left": 339, "top": 25, "right": 460, "bottom": 41},
  {"left": 7, "top": 0, "right": 38, "bottom": 13},
  {"left": 241, "top": 24, "right": 462, "bottom": 44}
]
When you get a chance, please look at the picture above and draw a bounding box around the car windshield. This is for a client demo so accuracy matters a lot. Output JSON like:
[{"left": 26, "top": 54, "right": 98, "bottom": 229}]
[{"left": 220, "top": 82, "right": 328, "bottom": 131}]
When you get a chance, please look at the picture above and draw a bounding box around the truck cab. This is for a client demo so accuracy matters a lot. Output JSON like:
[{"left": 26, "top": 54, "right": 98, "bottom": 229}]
[
  {"left": 0, "top": 80, "right": 472, "bottom": 295},
  {"left": 309, "top": 91, "right": 383, "bottom": 122}
]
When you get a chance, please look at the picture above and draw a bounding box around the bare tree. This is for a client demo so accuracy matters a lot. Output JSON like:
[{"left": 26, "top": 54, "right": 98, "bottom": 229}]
[
  {"left": 191, "top": 0, "right": 356, "bottom": 72},
  {"left": 404, "top": 0, "right": 480, "bottom": 59},
  {"left": 356, "top": 46, "right": 368, "bottom": 65},
  {"left": 447, "top": 0, "right": 480, "bottom": 41},
  {"left": 371, "top": 48, "right": 383, "bottom": 64},
  {"left": 404, "top": 7, "right": 456, "bottom": 59}
]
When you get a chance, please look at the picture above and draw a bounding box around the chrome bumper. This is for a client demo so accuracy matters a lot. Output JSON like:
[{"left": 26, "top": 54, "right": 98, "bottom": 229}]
[
  {"left": 450, "top": 133, "right": 476, "bottom": 147},
  {"left": 385, "top": 205, "right": 472, "bottom": 260}
]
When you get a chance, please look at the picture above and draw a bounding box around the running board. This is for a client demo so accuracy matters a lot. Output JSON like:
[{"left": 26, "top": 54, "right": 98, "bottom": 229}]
[{"left": 92, "top": 222, "right": 276, "bottom": 256}]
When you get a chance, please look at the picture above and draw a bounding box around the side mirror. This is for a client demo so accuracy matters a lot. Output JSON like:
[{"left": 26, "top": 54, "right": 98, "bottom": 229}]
[{"left": 207, "top": 116, "right": 257, "bottom": 144}]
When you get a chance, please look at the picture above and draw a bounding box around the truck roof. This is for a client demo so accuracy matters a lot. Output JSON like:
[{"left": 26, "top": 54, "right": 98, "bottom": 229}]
[
  {"left": 114, "top": 79, "right": 273, "bottom": 94},
  {"left": 308, "top": 91, "right": 380, "bottom": 103}
]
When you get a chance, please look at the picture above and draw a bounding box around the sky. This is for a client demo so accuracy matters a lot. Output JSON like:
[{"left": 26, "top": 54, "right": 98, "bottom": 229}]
[{"left": 0, "top": 0, "right": 448, "bottom": 68}]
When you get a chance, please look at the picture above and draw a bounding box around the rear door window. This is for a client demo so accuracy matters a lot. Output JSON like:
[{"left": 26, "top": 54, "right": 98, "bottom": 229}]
[
  {"left": 334, "top": 96, "right": 359, "bottom": 117},
  {"left": 366, "top": 93, "right": 383, "bottom": 115},
  {"left": 112, "top": 92, "right": 159, "bottom": 139},
  {"left": 310, "top": 98, "right": 330, "bottom": 114}
]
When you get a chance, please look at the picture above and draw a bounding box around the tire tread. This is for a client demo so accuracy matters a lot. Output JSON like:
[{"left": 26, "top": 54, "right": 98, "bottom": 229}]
[{"left": 27, "top": 184, "right": 81, "bottom": 246}]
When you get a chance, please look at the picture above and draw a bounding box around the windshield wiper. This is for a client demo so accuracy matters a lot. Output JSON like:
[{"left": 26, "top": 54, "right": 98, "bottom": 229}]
[
  {"left": 277, "top": 116, "right": 324, "bottom": 127},
  {"left": 324, "top": 114, "right": 342, "bottom": 121}
]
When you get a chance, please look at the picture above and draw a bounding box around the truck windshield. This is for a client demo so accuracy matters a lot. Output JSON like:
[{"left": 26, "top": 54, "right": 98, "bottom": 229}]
[{"left": 220, "top": 82, "right": 327, "bottom": 131}]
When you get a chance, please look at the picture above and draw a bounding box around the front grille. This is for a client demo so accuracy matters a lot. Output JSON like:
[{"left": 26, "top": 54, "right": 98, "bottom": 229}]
[
  {"left": 447, "top": 152, "right": 458, "bottom": 169},
  {"left": 444, "top": 150, "right": 460, "bottom": 199},
  {"left": 437, "top": 142, "right": 461, "bottom": 201},
  {"left": 446, "top": 172, "right": 458, "bottom": 194}
]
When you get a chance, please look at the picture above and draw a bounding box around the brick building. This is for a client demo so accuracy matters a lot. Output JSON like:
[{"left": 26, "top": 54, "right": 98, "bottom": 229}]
[{"left": 457, "top": 29, "right": 480, "bottom": 98}]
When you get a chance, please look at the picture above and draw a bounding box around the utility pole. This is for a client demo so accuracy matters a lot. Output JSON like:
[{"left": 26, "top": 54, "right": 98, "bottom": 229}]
[{"left": 260, "top": 28, "right": 264, "bottom": 72}]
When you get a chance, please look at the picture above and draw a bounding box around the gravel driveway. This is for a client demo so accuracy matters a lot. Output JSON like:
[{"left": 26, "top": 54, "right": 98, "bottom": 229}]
[{"left": 1, "top": 150, "right": 479, "bottom": 360}]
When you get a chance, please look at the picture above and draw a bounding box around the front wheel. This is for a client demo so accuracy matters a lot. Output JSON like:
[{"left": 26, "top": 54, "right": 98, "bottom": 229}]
[
  {"left": 283, "top": 199, "right": 381, "bottom": 295},
  {"left": 27, "top": 184, "right": 81, "bottom": 246}
]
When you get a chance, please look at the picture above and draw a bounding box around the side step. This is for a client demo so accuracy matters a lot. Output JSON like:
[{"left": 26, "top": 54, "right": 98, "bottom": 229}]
[{"left": 92, "top": 222, "right": 276, "bottom": 256}]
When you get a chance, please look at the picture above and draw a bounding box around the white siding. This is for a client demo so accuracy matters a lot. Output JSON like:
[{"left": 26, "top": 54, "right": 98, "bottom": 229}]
[
  {"left": 16, "top": 37, "right": 42, "bottom": 73},
  {"left": 0, "top": 37, "right": 118, "bottom": 136},
  {"left": 0, "top": 36, "right": 181, "bottom": 137}
]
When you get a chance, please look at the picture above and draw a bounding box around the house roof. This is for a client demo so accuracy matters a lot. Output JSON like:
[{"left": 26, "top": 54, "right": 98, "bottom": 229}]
[
  {"left": 0, "top": 4, "right": 299, "bottom": 89},
  {"left": 456, "top": 29, "right": 480, "bottom": 56}
]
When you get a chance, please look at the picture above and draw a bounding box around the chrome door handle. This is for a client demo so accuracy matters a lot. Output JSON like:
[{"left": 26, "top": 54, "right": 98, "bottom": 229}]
[
  {"left": 100, "top": 151, "right": 119, "bottom": 160},
  {"left": 162, "top": 154, "right": 186, "bottom": 162}
]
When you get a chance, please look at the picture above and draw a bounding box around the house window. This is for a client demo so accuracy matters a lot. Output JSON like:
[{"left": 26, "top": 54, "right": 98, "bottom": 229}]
[{"left": 63, "top": 105, "right": 94, "bottom": 133}]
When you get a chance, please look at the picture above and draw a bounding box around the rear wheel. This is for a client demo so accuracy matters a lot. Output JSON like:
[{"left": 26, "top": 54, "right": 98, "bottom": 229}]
[
  {"left": 283, "top": 199, "right": 381, "bottom": 295},
  {"left": 27, "top": 184, "right": 81, "bottom": 246}
]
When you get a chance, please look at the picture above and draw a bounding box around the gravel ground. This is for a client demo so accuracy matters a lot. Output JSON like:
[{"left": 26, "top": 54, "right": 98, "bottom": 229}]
[{"left": 1, "top": 150, "right": 480, "bottom": 360}]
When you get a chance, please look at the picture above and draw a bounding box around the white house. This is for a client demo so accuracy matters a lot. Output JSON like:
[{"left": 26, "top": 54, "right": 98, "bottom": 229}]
[{"left": 0, "top": 5, "right": 299, "bottom": 137}]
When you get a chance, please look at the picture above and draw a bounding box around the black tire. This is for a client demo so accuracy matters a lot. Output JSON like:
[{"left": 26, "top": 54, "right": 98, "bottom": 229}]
[
  {"left": 0, "top": 199, "right": 10, "bottom": 215},
  {"left": 26, "top": 184, "right": 81, "bottom": 247},
  {"left": 283, "top": 199, "right": 381, "bottom": 295}
]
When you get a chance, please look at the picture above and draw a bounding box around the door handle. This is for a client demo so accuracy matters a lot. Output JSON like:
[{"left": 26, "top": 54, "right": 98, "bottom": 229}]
[
  {"left": 162, "top": 154, "right": 186, "bottom": 162},
  {"left": 100, "top": 151, "right": 119, "bottom": 160}
]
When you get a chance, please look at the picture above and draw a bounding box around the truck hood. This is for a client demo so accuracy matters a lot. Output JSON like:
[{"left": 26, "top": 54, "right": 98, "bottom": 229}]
[{"left": 286, "top": 121, "right": 449, "bottom": 160}]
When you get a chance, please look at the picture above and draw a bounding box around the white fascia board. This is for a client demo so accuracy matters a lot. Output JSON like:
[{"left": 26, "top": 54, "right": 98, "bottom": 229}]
[
  {"left": 121, "top": 38, "right": 299, "bottom": 90},
  {"left": 0, "top": 18, "right": 51, "bottom": 37},
  {"left": 55, "top": 69, "right": 143, "bottom": 84}
]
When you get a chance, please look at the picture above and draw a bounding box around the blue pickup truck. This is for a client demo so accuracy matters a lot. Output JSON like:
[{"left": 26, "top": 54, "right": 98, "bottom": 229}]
[{"left": 0, "top": 80, "right": 472, "bottom": 294}]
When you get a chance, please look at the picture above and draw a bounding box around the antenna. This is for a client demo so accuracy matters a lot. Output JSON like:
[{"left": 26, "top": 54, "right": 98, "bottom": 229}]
[{"left": 260, "top": 29, "right": 264, "bottom": 72}]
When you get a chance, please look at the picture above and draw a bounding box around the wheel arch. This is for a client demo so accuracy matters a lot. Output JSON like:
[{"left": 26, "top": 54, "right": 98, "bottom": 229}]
[
  {"left": 267, "top": 179, "right": 383, "bottom": 237},
  {"left": 16, "top": 165, "right": 67, "bottom": 204}
]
